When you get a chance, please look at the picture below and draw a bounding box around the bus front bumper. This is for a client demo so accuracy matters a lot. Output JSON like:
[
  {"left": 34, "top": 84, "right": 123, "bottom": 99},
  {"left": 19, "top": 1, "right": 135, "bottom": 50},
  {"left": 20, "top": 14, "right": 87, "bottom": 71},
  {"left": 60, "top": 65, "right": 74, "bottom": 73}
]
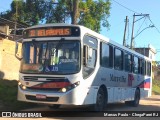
[{"left": 17, "top": 86, "right": 84, "bottom": 105}]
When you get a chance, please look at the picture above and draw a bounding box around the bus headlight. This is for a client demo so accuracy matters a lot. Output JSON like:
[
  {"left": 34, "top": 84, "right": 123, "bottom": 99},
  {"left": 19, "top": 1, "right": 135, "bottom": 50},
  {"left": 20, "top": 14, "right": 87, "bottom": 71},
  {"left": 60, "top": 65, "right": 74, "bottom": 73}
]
[
  {"left": 22, "top": 85, "right": 26, "bottom": 90},
  {"left": 18, "top": 80, "right": 27, "bottom": 90},
  {"left": 61, "top": 88, "right": 67, "bottom": 92},
  {"left": 60, "top": 81, "right": 80, "bottom": 93},
  {"left": 18, "top": 81, "right": 22, "bottom": 85}
]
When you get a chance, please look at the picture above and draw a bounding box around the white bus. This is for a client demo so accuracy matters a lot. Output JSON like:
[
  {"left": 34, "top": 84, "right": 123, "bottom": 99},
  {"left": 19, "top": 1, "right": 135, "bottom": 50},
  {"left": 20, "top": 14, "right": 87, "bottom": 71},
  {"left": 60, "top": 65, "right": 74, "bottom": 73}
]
[{"left": 15, "top": 23, "right": 152, "bottom": 111}]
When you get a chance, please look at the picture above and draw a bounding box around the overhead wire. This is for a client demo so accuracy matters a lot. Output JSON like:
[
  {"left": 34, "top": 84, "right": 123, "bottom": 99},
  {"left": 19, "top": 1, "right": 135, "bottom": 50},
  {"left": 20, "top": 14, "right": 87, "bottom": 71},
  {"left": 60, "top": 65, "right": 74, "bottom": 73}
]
[
  {"left": 0, "top": 17, "right": 28, "bottom": 28},
  {"left": 148, "top": 16, "right": 160, "bottom": 34},
  {"left": 135, "top": 17, "right": 147, "bottom": 36},
  {"left": 112, "top": 0, "right": 140, "bottom": 14},
  {"left": 112, "top": 0, "right": 160, "bottom": 36}
]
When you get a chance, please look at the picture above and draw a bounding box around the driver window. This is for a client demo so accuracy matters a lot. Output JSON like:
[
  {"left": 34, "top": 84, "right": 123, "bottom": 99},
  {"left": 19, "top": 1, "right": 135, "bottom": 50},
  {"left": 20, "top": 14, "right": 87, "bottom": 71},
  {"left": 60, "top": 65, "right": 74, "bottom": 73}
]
[
  {"left": 86, "top": 47, "right": 96, "bottom": 68},
  {"left": 83, "top": 35, "right": 97, "bottom": 78}
]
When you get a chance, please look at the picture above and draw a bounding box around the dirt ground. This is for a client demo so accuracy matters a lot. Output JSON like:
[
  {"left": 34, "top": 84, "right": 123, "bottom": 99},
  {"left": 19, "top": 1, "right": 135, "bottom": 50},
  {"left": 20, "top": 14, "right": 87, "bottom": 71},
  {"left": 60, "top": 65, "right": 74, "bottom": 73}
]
[
  {"left": 108, "top": 95, "right": 160, "bottom": 111},
  {"left": 134, "top": 95, "right": 160, "bottom": 111},
  {"left": 0, "top": 95, "right": 160, "bottom": 120}
]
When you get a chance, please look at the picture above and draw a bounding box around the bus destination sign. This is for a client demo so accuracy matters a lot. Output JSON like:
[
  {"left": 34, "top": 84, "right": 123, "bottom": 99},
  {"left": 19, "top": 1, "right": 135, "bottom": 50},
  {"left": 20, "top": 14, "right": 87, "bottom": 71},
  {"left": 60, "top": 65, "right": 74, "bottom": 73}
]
[
  {"left": 29, "top": 28, "right": 70, "bottom": 37},
  {"left": 23, "top": 27, "right": 80, "bottom": 38}
]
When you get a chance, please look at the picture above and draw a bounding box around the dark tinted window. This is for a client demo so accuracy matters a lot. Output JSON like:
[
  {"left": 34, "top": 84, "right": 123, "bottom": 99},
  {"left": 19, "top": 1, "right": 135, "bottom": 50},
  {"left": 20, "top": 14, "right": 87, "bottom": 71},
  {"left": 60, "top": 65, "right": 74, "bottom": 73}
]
[
  {"left": 147, "top": 62, "right": 151, "bottom": 76},
  {"left": 141, "top": 60, "right": 146, "bottom": 75},
  {"left": 100, "top": 42, "right": 113, "bottom": 68},
  {"left": 124, "top": 52, "right": 132, "bottom": 72},
  {"left": 114, "top": 48, "right": 123, "bottom": 70},
  {"left": 133, "top": 56, "right": 139, "bottom": 74}
]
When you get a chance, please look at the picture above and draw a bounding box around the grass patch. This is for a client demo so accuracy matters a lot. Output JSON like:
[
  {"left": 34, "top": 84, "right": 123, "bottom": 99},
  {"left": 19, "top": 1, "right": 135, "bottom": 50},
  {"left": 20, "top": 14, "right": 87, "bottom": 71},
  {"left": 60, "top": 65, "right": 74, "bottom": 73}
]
[
  {"left": 152, "top": 79, "right": 160, "bottom": 95},
  {"left": 0, "top": 79, "right": 37, "bottom": 111}
]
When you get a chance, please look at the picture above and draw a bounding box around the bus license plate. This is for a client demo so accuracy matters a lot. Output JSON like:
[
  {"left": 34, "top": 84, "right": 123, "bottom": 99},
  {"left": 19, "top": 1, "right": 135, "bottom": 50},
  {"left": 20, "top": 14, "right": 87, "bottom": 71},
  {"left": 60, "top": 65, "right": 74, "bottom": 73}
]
[{"left": 36, "top": 94, "right": 47, "bottom": 99}]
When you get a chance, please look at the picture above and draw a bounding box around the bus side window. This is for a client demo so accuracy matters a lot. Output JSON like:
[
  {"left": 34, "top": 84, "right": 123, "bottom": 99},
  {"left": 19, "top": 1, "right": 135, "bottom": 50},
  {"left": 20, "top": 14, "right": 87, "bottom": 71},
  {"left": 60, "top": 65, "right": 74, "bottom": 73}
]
[
  {"left": 83, "top": 45, "right": 97, "bottom": 78},
  {"left": 138, "top": 58, "right": 141, "bottom": 74},
  {"left": 141, "top": 59, "right": 145, "bottom": 75},
  {"left": 114, "top": 48, "right": 123, "bottom": 70},
  {"left": 82, "top": 35, "right": 98, "bottom": 78},
  {"left": 100, "top": 42, "right": 113, "bottom": 68},
  {"left": 83, "top": 45, "right": 88, "bottom": 66},
  {"left": 147, "top": 61, "right": 151, "bottom": 76},
  {"left": 145, "top": 60, "right": 147, "bottom": 75},
  {"left": 124, "top": 52, "right": 132, "bottom": 72},
  {"left": 109, "top": 46, "right": 113, "bottom": 67},
  {"left": 133, "top": 56, "right": 139, "bottom": 74}
]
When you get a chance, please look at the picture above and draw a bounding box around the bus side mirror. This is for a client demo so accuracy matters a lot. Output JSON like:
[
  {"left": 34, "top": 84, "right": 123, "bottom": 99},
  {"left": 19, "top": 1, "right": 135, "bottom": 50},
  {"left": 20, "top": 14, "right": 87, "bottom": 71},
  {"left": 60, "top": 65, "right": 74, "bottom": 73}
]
[
  {"left": 15, "top": 39, "right": 23, "bottom": 61},
  {"left": 15, "top": 42, "right": 18, "bottom": 54},
  {"left": 83, "top": 45, "right": 89, "bottom": 66}
]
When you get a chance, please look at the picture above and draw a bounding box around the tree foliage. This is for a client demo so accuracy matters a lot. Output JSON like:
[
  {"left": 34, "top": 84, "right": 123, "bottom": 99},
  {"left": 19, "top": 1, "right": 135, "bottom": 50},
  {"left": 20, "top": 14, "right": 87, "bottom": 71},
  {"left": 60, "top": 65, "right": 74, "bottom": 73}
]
[
  {"left": 0, "top": 0, "right": 111, "bottom": 32},
  {"left": 24, "top": 0, "right": 46, "bottom": 25},
  {"left": 79, "top": 0, "right": 110, "bottom": 32},
  {"left": 0, "top": 0, "right": 46, "bottom": 25}
]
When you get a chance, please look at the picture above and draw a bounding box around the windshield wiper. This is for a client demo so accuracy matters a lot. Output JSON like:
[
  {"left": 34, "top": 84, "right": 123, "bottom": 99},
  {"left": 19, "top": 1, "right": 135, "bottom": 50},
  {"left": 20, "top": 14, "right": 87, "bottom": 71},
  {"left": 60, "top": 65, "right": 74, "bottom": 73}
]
[{"left": 52, "top": 38, "right": 65, "bottom": 57}]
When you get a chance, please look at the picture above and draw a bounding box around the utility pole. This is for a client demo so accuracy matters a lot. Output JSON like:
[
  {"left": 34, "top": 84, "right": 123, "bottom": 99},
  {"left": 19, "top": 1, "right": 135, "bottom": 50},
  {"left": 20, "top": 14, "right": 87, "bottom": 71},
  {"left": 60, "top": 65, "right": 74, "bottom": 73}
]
[
  {"left": 130, "top": 13, "right": 135, "bottom": 49},
  {"left": 130, "top": 13, "right": 149, "bottom": 49},
  {"left": 123, "top": 16, "right": 128, "bottom": 46}
]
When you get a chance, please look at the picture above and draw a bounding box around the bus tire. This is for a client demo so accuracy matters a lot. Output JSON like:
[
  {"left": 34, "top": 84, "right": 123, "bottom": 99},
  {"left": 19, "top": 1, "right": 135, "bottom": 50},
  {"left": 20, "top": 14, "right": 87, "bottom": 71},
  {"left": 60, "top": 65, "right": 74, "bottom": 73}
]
[
  {"left": 125, "top": 89, "right": 140, "bottom": 107},
  {"left": 48, "top": 104, "right": 61, "bottom": 109},
  {"left": 131, "top": 89, "right": 140, "bottom": 107},
  {"left": 94, "top": 87, "right": 107, "bottom": 111}
]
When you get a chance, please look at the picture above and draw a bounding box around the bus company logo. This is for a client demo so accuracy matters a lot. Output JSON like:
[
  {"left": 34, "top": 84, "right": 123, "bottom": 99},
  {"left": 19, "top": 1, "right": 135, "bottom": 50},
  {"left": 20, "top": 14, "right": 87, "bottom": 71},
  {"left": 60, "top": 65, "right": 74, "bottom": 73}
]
[
  {"left": 110, "top": 74, "right": 126, "bottom": 83},
  {"left": 2, "top": 112, "right": 11, "bottom": 117},
  {"left": 26, "top": 82, "right": 29, "bottom": 85}
]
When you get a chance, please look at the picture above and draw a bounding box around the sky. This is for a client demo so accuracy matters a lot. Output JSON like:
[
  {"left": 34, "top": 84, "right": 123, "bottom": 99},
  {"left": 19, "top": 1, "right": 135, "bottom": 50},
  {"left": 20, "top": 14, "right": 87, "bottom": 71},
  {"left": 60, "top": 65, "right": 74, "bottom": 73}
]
[
  {"left": 101, "top": 0, "right": 160, "bottom": 61},
  {"left": 0, "top": 0, "right": 160, "bottom": 61}
]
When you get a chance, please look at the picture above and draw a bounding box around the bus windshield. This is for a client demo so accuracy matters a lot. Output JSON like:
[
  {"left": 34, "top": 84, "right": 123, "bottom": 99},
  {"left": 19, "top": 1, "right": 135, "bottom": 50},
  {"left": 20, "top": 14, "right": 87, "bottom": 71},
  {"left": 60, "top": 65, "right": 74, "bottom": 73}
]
[{"left": 20, "top": 40, "right": 80, "bottom": 74}]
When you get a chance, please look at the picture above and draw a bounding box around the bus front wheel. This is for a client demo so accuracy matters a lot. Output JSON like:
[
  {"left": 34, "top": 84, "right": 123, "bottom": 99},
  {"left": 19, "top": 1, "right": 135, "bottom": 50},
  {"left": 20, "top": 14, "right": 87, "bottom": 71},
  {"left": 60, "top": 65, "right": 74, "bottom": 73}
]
[{"left": 94, "top": 87, "right": 106, "bottom": 111}]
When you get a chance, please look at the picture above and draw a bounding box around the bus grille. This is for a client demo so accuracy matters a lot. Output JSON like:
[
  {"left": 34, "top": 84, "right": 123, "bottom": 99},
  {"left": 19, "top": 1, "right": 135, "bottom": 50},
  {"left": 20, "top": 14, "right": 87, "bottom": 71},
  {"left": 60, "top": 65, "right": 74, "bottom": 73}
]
[
  {"left": 26, "top": 87, "right": 61, "bottom": 92},
  {"left": 23, "top": 76, "right": 67, "bottom": 82},
  {"left": 25, "top": 95, "right": 59, "bottom": 102}
]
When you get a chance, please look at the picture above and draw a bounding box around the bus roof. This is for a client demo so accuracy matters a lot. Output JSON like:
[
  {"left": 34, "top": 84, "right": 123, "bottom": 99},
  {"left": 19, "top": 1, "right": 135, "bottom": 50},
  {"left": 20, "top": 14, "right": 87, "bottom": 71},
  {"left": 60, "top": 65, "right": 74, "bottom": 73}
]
[
  {"left": 25, "top": 23, "right": 152, "bottom": 61},
  {"left": 79, "top": 25, "right": 152, "bottom": 61},
  {"left": 25, "top": 23, "right": 76, "bottom": 29}
]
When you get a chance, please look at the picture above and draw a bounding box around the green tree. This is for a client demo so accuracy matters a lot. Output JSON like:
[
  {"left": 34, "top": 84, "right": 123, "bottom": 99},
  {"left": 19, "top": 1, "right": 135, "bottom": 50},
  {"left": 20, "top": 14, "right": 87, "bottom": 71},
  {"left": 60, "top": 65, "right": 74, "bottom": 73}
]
[
  {"left": 79, "top": 0, "right": 110, "bottom": 32},
  {"left": 0, "top": 0, "right": 46, "bottom": 26},
  {"left": 24, "top": 0, "right": 46, "bottom": 25},
  {"left": 0, "top": 0, "right": 111, "bottom": 32},
  {"left": 45, "top": 0, "right": 68, "bottom": 23},
  {"left": 45, "top": 0, "right": 110, "bottom": 32},
  {"left": 1, "top": 0, "right": 25, "bottom": 23}
]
